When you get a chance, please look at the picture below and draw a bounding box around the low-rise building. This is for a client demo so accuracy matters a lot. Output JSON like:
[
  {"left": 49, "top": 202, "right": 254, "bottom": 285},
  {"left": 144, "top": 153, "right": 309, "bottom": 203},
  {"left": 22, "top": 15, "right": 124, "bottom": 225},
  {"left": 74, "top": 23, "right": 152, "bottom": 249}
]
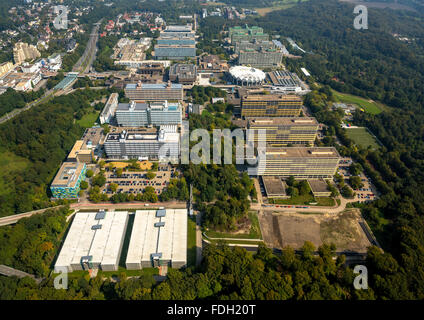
[
  {"left": 308, "top": 179, "right": 332, "bottom": 197},
  {"left": 261, "top": 176, "right": 289, "bottom": 199},
  {"left": 169, "top": 63, "right": 197, "bottom": 84},
  {"left": 67, "top": 140, "right": 94, "bottom": 163},
  {"left": 54, "top": 211, "right": 129, "bottom": 272},
  {"left": 50, "top": 162, "right": 87, "bottom": 199},
  {"left": 126, "top": 209, "right": 187, "bottom": 269},
  {"left": 268, "top": 70, "right": 303, "bottom": 93}
]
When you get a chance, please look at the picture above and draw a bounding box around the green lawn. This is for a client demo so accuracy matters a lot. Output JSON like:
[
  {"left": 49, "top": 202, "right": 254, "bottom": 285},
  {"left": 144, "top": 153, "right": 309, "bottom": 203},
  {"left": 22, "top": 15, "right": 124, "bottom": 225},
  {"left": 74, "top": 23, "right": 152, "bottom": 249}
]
[
  {"left": 345, "top": 127, "right": 381, "bottom": 149},
  {"left": 76, "top": 111, "right": 99, "bottom": 128},
  {"left": 315, "top": 197, "right": 336, "bottom": 206},
  {"left": 0, "top": 148, "right": 29, "bottom": 197},
  {"left": 204, "top": 211, "right": 262, "bottom": 240},
  {"left": 187, "top": 216, "right": 197, "bottom": 267},
  {"left": 332, "top": 90, "right": 383, "bottom": 114},
  {"left": 270, "top": 193, "right": 314, "bottom": 205}
]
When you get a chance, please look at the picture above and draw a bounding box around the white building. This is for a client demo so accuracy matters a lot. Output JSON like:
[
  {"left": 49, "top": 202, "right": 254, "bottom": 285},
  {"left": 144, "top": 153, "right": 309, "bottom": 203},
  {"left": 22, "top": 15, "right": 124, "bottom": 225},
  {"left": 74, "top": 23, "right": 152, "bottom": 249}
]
[
  {"left": 54, "top": 211, "right": 129, "bottom": 272},
  {"left": 126, "top": 209, "right": 187, "bottom": 269},
  {"left": 100, "top": 93, "right": 119, "bottom": 124}
]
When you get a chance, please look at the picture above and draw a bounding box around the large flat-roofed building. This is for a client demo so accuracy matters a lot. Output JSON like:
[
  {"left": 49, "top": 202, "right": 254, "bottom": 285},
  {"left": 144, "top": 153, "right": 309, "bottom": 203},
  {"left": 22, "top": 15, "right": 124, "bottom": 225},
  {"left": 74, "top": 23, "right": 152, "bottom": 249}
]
[
  {"left": 261, "top": 176, "right": 289, "bottom": 199},
  {"left": 154, "top": 44, "right": 196, "bottom": 60},
  {"left": 67, "top": 140, "right": 94, "bottom": 163},
  {"left": 253, "top": 147, "right": 340, "bottom": 178},
  {"left": 137, "top": 62, "right": 165, "bottom": 76},
  {"left": 247, "top": 117, "right": 318, "bottom": 146},
  {"left": 125, "top": 82, "right": 183, "bottom": 101},
  {"left": 229, "top": 25, "right": 269, "bottom": 44},
  {"left": 113, "top": 38, "right": 152, "bottom": 68},
  {"left": 235, "top": 40, "right": 276, "bottom": 55},
  {"left": 115, "top": 100, "right": 182, "bottom": 127},
  {"left": 238, "top": 43, "right": 283, "bottom": 68},
  {"left": 161, "top": 24, "right": 195, "bottom": 38},
  {"left": 50, "top": 162, "right": 87, "bottom": 199},
  {"left": 104, "top": 127, "right": 179, "bottom": 161},
  {"left": 308, "top": 179, "right": 332, "bottom": 197},
  {"left": 241, "top": 94, "right": 303, "bottom": 117},
  {"left": 169, "top": 63, "right": 197, "bottom": 84},
  {"left": 54, "top": 211, "right": 128, "bottom": 272},
  {"left": 157, "top": 36, "right": 196, "bottom": 46},
  {"left": 154, "top": 24, "right": 196, "bottom": 60},
  {"left": 100, "top": 93, "right": 119, "bottom": 124},
  {"left": 268, "top": 70, "right": 303, "bottom": 93},
  {"left": 126, "top": 209, "right": 187, "bottom": 269}
]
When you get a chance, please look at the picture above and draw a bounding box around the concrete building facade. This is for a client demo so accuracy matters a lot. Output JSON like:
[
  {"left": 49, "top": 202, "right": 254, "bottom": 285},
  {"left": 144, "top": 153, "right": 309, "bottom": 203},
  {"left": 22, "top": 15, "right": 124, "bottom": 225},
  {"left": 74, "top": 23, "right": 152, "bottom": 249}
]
[
  {"left": 252, "top": 147, "right": 340, "bottom": 178},
  {"left": 247, "top": 117, "right": 318, "bottom": 146},
  {"left": 115, "top": 101, "right": 182, "bottom": 127},
  {"left": 241, "top": 94, "right": 303, "bottom": 117},
  {"left": 125, "top": 82, "right": 183, "bottom": 101},
  {"left": 104, "top": 127, "right": 179, "bottom": 161}
]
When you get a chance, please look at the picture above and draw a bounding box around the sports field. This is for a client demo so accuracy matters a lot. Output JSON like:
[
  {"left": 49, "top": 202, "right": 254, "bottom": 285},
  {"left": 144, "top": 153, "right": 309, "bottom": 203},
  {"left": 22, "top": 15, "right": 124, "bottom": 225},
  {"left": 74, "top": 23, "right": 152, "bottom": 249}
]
[
  {"left": 345, "top": 127, "right": 381, "bottom": 149},
  {"left": 332, "top": 90, "right": 383, "bottom": 114}
]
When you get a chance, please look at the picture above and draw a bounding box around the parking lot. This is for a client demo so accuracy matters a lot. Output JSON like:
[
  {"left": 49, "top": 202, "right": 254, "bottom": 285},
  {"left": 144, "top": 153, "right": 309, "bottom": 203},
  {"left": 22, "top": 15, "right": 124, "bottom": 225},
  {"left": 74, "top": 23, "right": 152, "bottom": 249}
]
[
  {"left": 101, "top": 164, "right": 178, "bottom": 195},
  {"left": 337, "top": 162, "right": 378, "bottom": 202}
]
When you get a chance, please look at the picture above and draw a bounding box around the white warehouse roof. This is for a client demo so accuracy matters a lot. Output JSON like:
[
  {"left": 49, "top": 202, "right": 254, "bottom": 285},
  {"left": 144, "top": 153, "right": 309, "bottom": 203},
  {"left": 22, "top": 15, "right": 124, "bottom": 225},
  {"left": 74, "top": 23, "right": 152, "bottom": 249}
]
[
  {"left": 126, "top": 209, "right": 187, "bottom": 270},
  {"left": 54, "top": 211, "right": 128, "bottom": 273}
]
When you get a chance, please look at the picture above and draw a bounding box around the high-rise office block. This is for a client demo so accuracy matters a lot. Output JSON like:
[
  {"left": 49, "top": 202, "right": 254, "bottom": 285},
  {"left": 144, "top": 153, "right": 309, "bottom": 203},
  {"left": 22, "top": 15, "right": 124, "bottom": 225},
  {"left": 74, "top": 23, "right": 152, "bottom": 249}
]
[
  {"left": 229, "top": 25, "right": 269, "bottom": 43},
  {"left": 125, "top": 82, "right": 183, "bottom": 101},
  {"left": 252, "top": 147, "right": 340, "bottom": 178},
  {"left": 104, "top": 127, "right": 179, "bottom": 161},
  {"left": 247, "top": 117, "right": 318, "bottom": 146},
  {"left": 115, "top": 101, "right": 182, "bottom": 127},
  {"left": 241, "top": 94, "right": 303, "bottom": 117}
]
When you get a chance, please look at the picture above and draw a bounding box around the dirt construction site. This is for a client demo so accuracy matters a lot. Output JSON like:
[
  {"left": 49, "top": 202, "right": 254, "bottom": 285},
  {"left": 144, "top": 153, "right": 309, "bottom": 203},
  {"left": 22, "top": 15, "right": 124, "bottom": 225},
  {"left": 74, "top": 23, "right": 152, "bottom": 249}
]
[{"left": 258, "top": 209, "right": 374, "bottom": 254}]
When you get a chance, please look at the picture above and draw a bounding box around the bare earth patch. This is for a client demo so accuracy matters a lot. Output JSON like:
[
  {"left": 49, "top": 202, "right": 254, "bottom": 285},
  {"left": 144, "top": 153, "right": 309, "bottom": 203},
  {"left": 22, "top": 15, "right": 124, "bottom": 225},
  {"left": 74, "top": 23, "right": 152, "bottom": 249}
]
[{"left": 259, "top": 209, "right": 372, "bottom": 253}]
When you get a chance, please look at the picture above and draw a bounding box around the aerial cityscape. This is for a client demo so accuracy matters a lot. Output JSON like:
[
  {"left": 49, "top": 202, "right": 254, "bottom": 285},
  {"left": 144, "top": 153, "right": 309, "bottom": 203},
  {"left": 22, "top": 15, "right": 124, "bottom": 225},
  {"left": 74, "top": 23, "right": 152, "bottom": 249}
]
[{"left": 0, "top": 0, "right": 423, "bottom": 310}]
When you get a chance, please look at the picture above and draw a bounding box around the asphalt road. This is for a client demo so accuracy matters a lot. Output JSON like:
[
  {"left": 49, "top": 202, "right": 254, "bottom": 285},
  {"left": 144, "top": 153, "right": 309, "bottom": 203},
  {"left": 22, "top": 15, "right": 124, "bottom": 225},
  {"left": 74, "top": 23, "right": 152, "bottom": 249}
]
[{"left": 73, "top": 20, "right": 102, "bottom": 74}]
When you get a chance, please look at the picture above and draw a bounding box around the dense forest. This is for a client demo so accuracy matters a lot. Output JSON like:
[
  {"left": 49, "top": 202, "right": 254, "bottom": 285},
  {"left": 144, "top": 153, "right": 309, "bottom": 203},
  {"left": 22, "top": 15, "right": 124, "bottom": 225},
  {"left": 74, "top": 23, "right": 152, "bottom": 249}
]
[
  {"left": 250, "top": 0, "right": 424, "bottom": 298},
  {"left": 0, "top": 88, "right": 114, "bottom": 217},
  {"left": 0, "top": 88, "right": 45, "bottom": 118},
  {"left": 0, "top": 206, "right": 69, "bottom": 278}
]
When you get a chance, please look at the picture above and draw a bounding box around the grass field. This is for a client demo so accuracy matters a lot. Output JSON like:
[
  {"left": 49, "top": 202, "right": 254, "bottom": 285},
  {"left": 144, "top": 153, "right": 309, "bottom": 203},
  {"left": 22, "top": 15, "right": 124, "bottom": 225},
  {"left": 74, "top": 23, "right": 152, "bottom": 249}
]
[
  {"left": 76, "top": 111, "right": 99, "bottom": 128},
  {"left": 204, "top": 211, "right": 262, "bottom": 240},
  {"left": 332, "top": 90, "right": 383, "bottom": 114},
  {"left": 345, "top": 127, "right": 381, "bottom": 149},
  {"left": 0, "top": 148, "right": 29, "bottom": 197},
  {"left": 187, "top": 216, "right": 197, "bottom": 267},
  {"left": 255, "top": 0, "right": 308, "bottom": 16}
]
